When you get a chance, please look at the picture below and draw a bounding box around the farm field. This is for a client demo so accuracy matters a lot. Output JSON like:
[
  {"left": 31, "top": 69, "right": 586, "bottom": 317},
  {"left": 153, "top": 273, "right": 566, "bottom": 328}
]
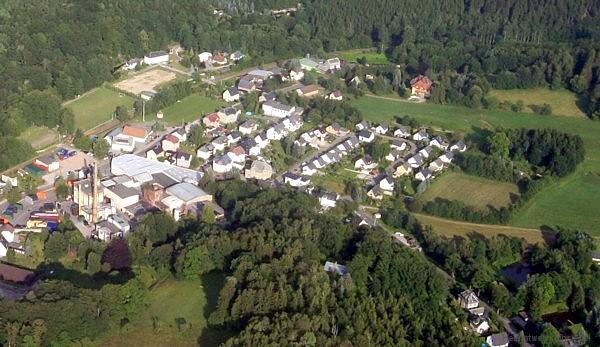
[
  {"left": 97, "top": 274, "right": 231, "bottom": 347},
  {"left": 414, "top": 213, "right": 545, "bottom": 244},
  {"left": 419, "top": 172, "right": 519, "bottom": 210},
  {"left": 66, "top": 87, "right": 136, "bottom": 131},
  {"left": 332, "top": 49, "right": 390, "bottom": 65},
  {"left": 352, "top": 95, "right": 600, "bottom": 234},
  {"left": 159, "top": 94, "right": 224, "bottom": 125},
  {"left": 488, "top": 88, "right": 586, "bottom": 118}
]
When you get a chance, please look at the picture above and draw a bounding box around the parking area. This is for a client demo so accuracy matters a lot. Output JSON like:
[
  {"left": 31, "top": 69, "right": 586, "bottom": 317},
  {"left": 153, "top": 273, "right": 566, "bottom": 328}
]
[{"left": 41, "top": 149, "right": 95, "bottom": 185}]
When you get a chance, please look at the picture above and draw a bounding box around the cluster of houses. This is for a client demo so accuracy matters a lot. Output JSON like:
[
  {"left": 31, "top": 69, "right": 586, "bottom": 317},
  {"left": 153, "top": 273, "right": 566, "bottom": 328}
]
[
  {"left": 198, "top": 51, "right": 245, "bottom": 68},
  {"left": 458, "top": 289, "right": 509, "bottom": 347},
  {"left": 299, "top": 55, "right": 342, "bottom": 74}
]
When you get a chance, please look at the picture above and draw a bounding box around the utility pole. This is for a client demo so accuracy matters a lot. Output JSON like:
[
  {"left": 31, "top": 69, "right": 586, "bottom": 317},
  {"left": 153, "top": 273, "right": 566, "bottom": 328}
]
[
  {"left": 91, "top": 160, "right": 98, "bottom": 224},
  {"left": 142, "top": 100, "right": 146, "bottom": 122}
]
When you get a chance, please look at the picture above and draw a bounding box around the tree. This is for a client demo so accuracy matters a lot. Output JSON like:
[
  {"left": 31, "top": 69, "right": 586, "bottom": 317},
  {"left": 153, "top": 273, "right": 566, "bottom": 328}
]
[
  {"left": 540, "top": 103, "right": 553, "bottom": 115},
  {"left": 102, "top": 238, "right": 132, "bottom": 271},
  {"left": 92, "top": 138, "right": 110, "bottom": 159},
  {"left": 115, "top": 106, "right": 129, "bottom": 123},
  {"left": 202, "top": 204, "right": 215, "bottom": 224},
  {"left": 6, "top": 187, "right": 21, "bottom": 204},
  {"left": 73, "top": 129, "right": 93, "bottom": 152},
  {"left": 44, "top": 233, "right": 68, "bottom": 261},
  {"left": 539, "top": 325, "right": 562, "bottom": 347},
  {"left": 181, "top": 245, "right": 214, "bottom": 279},
  {"left": 55, "top": 179, "right": 70, "bottom": 200},
  {"left": 87, "top": 251, "right": 102, "bottom": 274},
  {"left": 511, "top": 100, "right": 525, "bottom": 112},
  {"left": 188, "top": 125, "right": 206, "bottom": 147},
  {"left": 487, "top": 132, "right": 510, "bottom": 158}
]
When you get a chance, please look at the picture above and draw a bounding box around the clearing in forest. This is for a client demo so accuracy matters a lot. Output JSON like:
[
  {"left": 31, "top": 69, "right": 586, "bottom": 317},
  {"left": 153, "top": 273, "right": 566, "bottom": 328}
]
[
  {"left": 488, "top": 88, "right": 586, "bottom": 118},
  {"left": 114, "top": 67, "right": 177, "bottom": 95},
  {"left": 66, "top": 86, "right": 136, "bottom": 131}
]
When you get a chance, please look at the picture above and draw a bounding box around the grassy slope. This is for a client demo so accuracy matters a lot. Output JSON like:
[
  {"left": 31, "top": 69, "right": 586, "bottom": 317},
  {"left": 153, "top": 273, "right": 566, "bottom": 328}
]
[
  {"left": 419, "top": 171, "right": 519, "bottom": 210},
  {"left": 18, "top": 126, "right": 58, "bottom": 150},
  {"left": 351, "top": 96, "right": 600, "bottom": 234},
  {"left": 489, "top": 88, "right": 586, "bottom": 118},
  {"left": 333, "top": 49, "right": 390, "bottom": 65},
  {"left": 66, "top": 87, "right": 136, "bottom": 130},
  {"left": 160, "top": 94, "right": 224, "bottom": 126}
]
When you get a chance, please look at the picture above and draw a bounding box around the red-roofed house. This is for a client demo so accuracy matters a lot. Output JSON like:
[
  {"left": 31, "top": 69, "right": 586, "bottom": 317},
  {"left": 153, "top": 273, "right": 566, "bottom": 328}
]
[
  {"left": 212, "top": 53, "right": 228, "bottom": 65},
  {"left": 410, "top": 75, "right": 433, "bottom": 98},
  {"left": 122, "top": 125, "right": 149, "bottom": 141},
  {"left": 203, "top": 113, "right": 220, "bottom": 128},
  {"left": 162, "top": 134, "right": 180, "bottom": 152},
  {"left": 227, "top": 146, "right": 246, "bottom": 164}
]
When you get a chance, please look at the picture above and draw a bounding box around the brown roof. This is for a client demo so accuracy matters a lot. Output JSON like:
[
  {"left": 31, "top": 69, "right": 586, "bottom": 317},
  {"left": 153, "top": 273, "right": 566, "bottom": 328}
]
[
  {"left": 163, "top": 134, "right": 179, "bottom": 143},
  {"left": 204, "top": 113, "right": 220, "bottom": 122},
  {"left": 299, "top": 85, "right": 320, "bottom": 95},
  {"left": 230, "top": 146, "right": 246, "bottom": 155},
  {"left": 410, "top": 75, "right": 433, "bottom": 91},
  {"left": 213, "top": 54, "right": 226, "bottom": 62},
  {"left": 0, "top": 263, "right": 35, "bottom": 284},
  {"left": 122, "top": 125, "right": 147, "bottom": 139}
]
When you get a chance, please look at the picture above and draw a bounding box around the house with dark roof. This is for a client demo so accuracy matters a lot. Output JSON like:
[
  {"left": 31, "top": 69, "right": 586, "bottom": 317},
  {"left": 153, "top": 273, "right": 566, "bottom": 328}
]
[
  {"left": 223, "top": 87, "right": 240, "bottom": 102},
  {"left": 358, "top": 130, "right": 375, "bottom": 143}
]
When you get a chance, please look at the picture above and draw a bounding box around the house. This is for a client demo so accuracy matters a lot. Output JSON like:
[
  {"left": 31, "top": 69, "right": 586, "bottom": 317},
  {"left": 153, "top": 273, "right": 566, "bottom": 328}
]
[
  {"left": 394, "top": 126, "right": 411, "bottom": 138},
  {"left": 592, "top": 251, "right": 600, "bottom": 264},
  {"left": 412, "top": 129, "right": 430, "bottom": 142},
  {"left": 287, "top": 114, "right": 304, "bottom": 131},
  {"left": 326, "top": 123, "right": 349, "bottom": 136},
  {"left": 439, "top": 151, "right": 454, "bottom": 164},
  {"left": 237, "top": 76, "right": 256, "bottom": 92},
  {"left": 392, "top": 232, "right": 422, "bottom": 251},
  {"left": 104, "top": 184, "right": 140, "bottom": 212},
  {"left": 146, "top": 146, "right": 163, "bottom": 161},
  {"left": 162, "top": 134, "right": 180, "bottom": 152},
  {"left": 469, "top": 307, "right": 485, "bottom": 317},
  {"left": 171, "top": 128, "right": 187, "bottom": 143},
  {"left": 254, "top": 132, "right": 270, "bottom": 149},
  {"left": 300, "top": 57, "right": 319, "bottom": 71},
  {"left": 211, "top": 136, "right": 228, "bottom": 152},
  {"left": 229, "top": 51, "right": 245, "bottom": 62},
  {"left": 429, "top": 158, "right": 445, "bottom": 172},
  {"left": 245, "top": 160, "right": 273, "bottom": 180},
  {"left": 349, "top": 76, "right": 361, "bottom": 87},
  {"left": 358, "top": 130, "right": 375, "bottom": 143},
  {"left": 196, "top": 144, "right": 214, "bottom": 160},
  {"left": 374, "top": 123, "right": 389, "bottom": 135},
  {"left": 318, "top": 192, "right": 338, "bottom": 208},
  {"left": 415, "top": 168, "right": 433, "bottom": 182},
  {"left": 122, "top": 125, "right": 150, "bottom": 143},
  {"left": 227, "top": 146, "right": 246, "bottom": 163},
  {"left": 34, "top": 155, "right": 59, "bottom": 172},
  {"left": 430, "top": 136, "right": 449, "bottom": 150},
  {"left": 379, "top": 176, "right": 395, "bottom": 194},
  {"left": 143, "top": 51, "right": 169, "bottom": 65},
  {"left": 259, "top": 91, "right": 277, "bottom": 103},
  {"left": 109, "top": 133, "right": 135, "bottom": 153},
  {"left": 140, "top": 90, "right": 156, "bottom": 100},
  {"left": 174, "top": 152, "right": 192, "bottom": 168},
  {"left": 212, "top": 53, "right": 228, "bottom": 65},
  {"left": 198, "top": 52, "right": 213, "bottom": 63},
  {"left": 241, "top": 138, "right": 261, "bottom": 156},
  {"left": 223, "top": 87, "right": 240, "bottom": 102},
  {"left": 355, "top": 155, "right": 377, "bottom": 171},
  {"left": 470, "top": 316, "right": 490, "bottom": 335},
  {"left": 356, "top": 120, "right": 370, "bottom": 131},
  {"left": 289, "top": 67, "right": 304, "bottom": 81},
  {"left": 450, "top": 140, "right": 467, "bottom": 152},
  {"left": 239, "top": 119, "right": 259, "bottom": 135},
  {"left": 326, "top": 90, "right": 343, "bottom": 101},
  {"left": 246, "top": 69, "right": 273, "bottom": 81},
  {"left": 266, "top": 123, "right": 287, "bottom": 140},
  {"left": 218, "top": 107, "right": 240, "bottom": 124},
  {"left": 390, "top": 139, "right": 407, "bottom": 151},
  {"left": 301, "top": 163, "right": 318, "bottom": 176},
  {"left": 283, "top": 172, "right": 310, "bottom": 187},
  {"left": 486, "top": 333, "right": 509, "bottom": 347},
  {"left": 367, "top": 186, "right": 384, "bottom": 200},
  {"left": 213, "top": 155, "right": 233, "bottom": 174},
  {"left": 318, "top": 58, "right": 341, "bottom": 73},
  {"left": 262, "top": 100, "right": 296, "bottom": 118},
  {"left": 227, "top": 131, "right": 242, "bottom": 145},
  {"left": 418, "top": 146, "right": 433, "bottom": 159},
  {"left": 410, "top": 75, "right": 433, "bottom": 98},
  {"left": 458, "top": 290, "right": 480, "bottom": 309},
  {"left": 407, "top": 154, "right": 424, "bottom": 168},
  {"left": 323, "top": 261, "right": 349, "bottom": 277},
  {"left": 296, "top": 84, "right": 320, "bottom": 98},
  {"left": 203, "top": 113, "right": 221, "bottom": 128},
  {"left": 123, "top": 58, "right": 141, "bottom": 71},
  {"left": 394, "top": 162, "right": 412, "bottom": 178}
]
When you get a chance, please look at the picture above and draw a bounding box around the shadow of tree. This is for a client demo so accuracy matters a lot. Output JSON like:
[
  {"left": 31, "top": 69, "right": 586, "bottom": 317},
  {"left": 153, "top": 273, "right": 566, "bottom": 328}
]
[
  {"left": 35, "top": 262, "right": 134, "bottom": 290},
  {"left": 197, "top": 272, "right": 234, "bottom": 346}
]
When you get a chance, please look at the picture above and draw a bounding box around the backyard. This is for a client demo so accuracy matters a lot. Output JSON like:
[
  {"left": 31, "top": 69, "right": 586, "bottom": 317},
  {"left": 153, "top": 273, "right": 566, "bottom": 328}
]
[
  {"left": 159, "top": 94, "right": 224, "bottom": 126},
  {"left": 65, "top": 86, "right": 136, "bottom": 131},
  {"left": 488, "top": 88, "right": 586, "bottom": 118},
  {"left": 352, "top": 95, "right": 600, "bottom": 234}
]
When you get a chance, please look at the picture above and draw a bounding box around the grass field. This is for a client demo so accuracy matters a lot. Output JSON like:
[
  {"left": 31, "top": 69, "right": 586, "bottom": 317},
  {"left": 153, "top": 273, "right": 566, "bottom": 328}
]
[
  {"left": 351, "top": 95, "right": 600, "bottom": 234},
  {"left": 489, "top": 88, "right": 586, "bottom": 118},
  {"left": 159, "top": 94, "right": 224, "bottom": 126},
  {"left": 98, "top": 274, "right": 231, "bottom": 347},
  {"left": 66, "top": 87, "right": 136, "bottom": 131},
  {"left": 333, "top": 49, "right": 391, "bottom": 65},
  {"left": 420, "top": 172, "right": 519, "bottom": 210},
  {"left": 414, "top": 213, "right": 545, "bottom": 244},
  {"left": 18, "top": 126, "right": 57, "bottom": 150}
]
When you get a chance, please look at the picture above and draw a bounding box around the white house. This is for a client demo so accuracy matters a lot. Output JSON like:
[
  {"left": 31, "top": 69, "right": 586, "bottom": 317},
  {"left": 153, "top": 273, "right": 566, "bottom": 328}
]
[
  {"left": 230, "top": 51, "right": 245, "bottom": 62},
  {"left": 385, "top": 150, "right": 402, "bottom": 162},
  {"left": 266, "top": 123, "right": 287, "bottom": 140},
  {"left": 174, "top": 152, "right": 192, "bottom": 168},
  {"left": 486, "top": 333, "right": 509, "bottom": 347},
  {"left": 123, "top": 58, "right": 141, "bottom": 71},
  {"left": 394, "top": 162, "right": 412, "bottom": 178},
  {"left": 367, "top": 186, "right": 384, "bottom": 201},
  {"left": 144, "top": 51, "right": 169, "bottom": 65},
  {"left": 419, "top": 146, "right": 433, "bottom": 159},
  {"left": 412, "top": 129, "right": 430, "bottom": 142},
  {"left": 356, "top": 120, "right": 370, "bottom": 131},
  {"left": 283, "top": 172, "right": 310, "bottom": 187},
  {"left": 218, "top": 107, "right": 240, "bottom": 124},
  {"left": 318, "top": 192, "right": 338, "bottom": 209},
  {"left": 354, "top": 155, "right": 377, "bottom": 171},
  {"left": 197, "top": 144, "right": 214, "bottom": 160},
  {"left": 430, "top": 136, "right": 449, "bottom": 150},
  {"left": 223, "top": 87, "right": 240, "bottom": 102},
  {"left": 146, "top": 146, "right": 163, "bottom": 161},
  {"left": 254, "top": 132, "right": 270, "bottom": 149},
  {"left": 439, "top": 151, "right": 454, "bottom": 164},
  {"left": 429, "top": 158, "right": 445, "bottom": 172},
  {"left": 213, "top": 155, "right": 233, "bottom": 174},
  {"left": 470, "top": 317, "right": 490, "bottom": 335},
  {"left": 358, "top": 130, "right": 375, "bottom": 143},
  {"left": 227, "top": 131, "right": 242, "bottom": 145},
  {"left": 171, "top": 128, "right": 187, "bottom": 143},
  {"left": 161, "top": 134, "right": 180, "bottom": 152},
  {"left": 407, "top": 154, "right": 424, "bottom": 168},
  {"left": 394, "top": 126, "right": 411, "bottom": 138},
  {"left": 450, "top": 140, "right": 467, "bottom": 152},
  {"left": 379, "top": 176, "right": 395, "bottom": 194},
  {"left": 374, "top": 123, "right": 389, "bottom": 134},
  {"left": 301, "top": 164, "right": 318, "bottom": 176},
  {"left": 262, "top": 100, "right": 296, "bottom": 118},
  {"left": 390, "top": 139, "right": 407, "bottom": 151},
  {"left": 458, "top": 290, "right": 480, "bottom": 309},
  {"left": 198, "top": 52, "right": 213, "bottom": 63},
  {"left": 289, "top": 67, "right": 304, "bottom": 81},
  {"left": 34, "top": 155, "right": 59, "bottom": 172},
  {"left": 227, "top": 146, "right": 246, "bottom": 163},
  {"left": 239, "top": 120, "right": 259, "bottom": 135},
  {"left": 211, "top": 136, "right": 228, "bottom": 152},
  {"left": 415, "top": 168, "right": 433, "bottom": 182}
]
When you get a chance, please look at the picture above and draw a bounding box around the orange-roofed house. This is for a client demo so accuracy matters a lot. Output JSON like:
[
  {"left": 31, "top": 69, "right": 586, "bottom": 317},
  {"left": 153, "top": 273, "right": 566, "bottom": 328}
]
[
  {"left": 203, "top": 113, "right": 221, "bottom": 128},
  {"left": 410, "top": 75, "right": 433, "bottom": 98},
  {"left": 161, "top": 134, "right": 180, "bottom": 152},
  {"left": 122, "top": 125, "right": 149, "bottom": 141}
]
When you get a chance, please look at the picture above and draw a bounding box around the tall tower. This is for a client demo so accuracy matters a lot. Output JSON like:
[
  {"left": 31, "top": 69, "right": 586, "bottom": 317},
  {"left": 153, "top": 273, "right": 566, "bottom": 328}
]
[{"left": 91, "top": 161, "right": 98, "bottom": 224}]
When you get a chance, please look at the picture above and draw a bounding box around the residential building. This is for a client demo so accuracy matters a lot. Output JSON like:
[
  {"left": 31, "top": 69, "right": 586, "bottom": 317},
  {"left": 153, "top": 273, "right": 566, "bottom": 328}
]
[
  {"left": 429, "top": 158, "right": 444, "bottom": 172},
  {"left": 218, "top": 107, "right": 240, "bottom": 124},
  {"left": 162, "top": 134, "right": 180, "bottom": 152},
  {"left": 262, "top": 100, "right": 296, "bottom": 118},
  {"left": 394, "top": 162, "right": 412, "bottom": 177},
  {"left": 410, "top": 75, "right": 433, "bottom": 97},
  {"left": 486, "top": 333, "right": 509, "bottom": 347},
  {"left": 394, "top": 126, "right": 411, "bottom": 138},
  {"left": 289, "top": 67, "right": 304, "bottom": 81},
  {"left": 223, "top": 87, "right": 240, "bottom": 102},
  {"left": 227, "top": 131, "right": 242, "bottom": 145},
  {"left": 300, "top": 57, "right": 319, "bottom": 71},
  {"left": 203, "top": 113, "right": 221, "bottom": 128},
  {"left": 407, "top": 154, "right": 424, "bottom": 168},
  {"left": 326, "top": 90, "right": 343, "bottom": 101},
  {"left": 212, "top": 53, "right": 228, "bottom": 65},
  {"left": 140, "top": 90, "right": 156, "bottom": 100},
  {"left": 374, "top": 123, "right": 389, "bottom": 134},
  {"left": 237, "top": 76, "right": 256, "bottom": 92},
  {"left": 143, "top": 51, "right": 169, "bottom": 65},
  {"left": 439, "top": 152, "right": 454, "bottom": 164},
  {"left": 419, "top": 146, "right": 433, "bottom": 159},
  {"left": 213, "top": 155, "right": 233, "bottom": 174},
  {"left": 283, "top": 172, "right": 310, "bottom": 187},
  {"left": 450, "top": 140, "right": 467, "bottom": 152},
  {"left": 415, "top": 168, "right": 433, "bottom": 181},
  {"left": 146, "top": 146, "right": 163, "bottom": 161},
  {"left": 470, "top": 316, "right": 490, "bottom": 335},
  {"left": 356, "top": 120, "right": 370, "bottom": 131},
  {"left": 33, "top": 155, "right": 59, "bottom": 172},
  {"left": 174, "top": 152, "right": 192, "bottom": 168},
  {"left": 227, "top": 146, "right": 246, "bottom": 163},
  {"left": 458, "top": 290, "right": 480, "bottom": 309},
  {"left": 390, "top": 139, "right": 407, "bottom": 151},
  {"left": 245, "top": 160, "right": 273, "bottom": 180},
  {"left": 358, "top": 130, "right": 375, "bottom": 143},
  {"left": 241, "top": 138, "right": 261, "bottom": 156},
  {"left": 171, "top": 128, "right": 187, "bottom": 142},
  {"left": 301, "top": 163, "right": 318, "bottom": 176},
  {"left": 197, "top": 144, "right": 214, "bottom": 160},
  {"left": 378, "top": 176, "right": 395, "bottom": 194},
  {"left": 323, "top": 261, "right": 349, "bottom": 277},
  {"left": 296, "top": 84, "right": 320, "bottom": 98},
  {"left": 230, "top": 51, "right": 245, "bottom": 61},
  {"left": 318, "top": 192, "right": 338, "bottom": 208},
  {"left": 211, "top": 136, "right": 228, "bottom": 151},
  {"left": 412, "top": 129, "right": 430, "bottom": 142},
  {"left": 354, "top": 155, "right": 377, "bottom": 171},
  {"left": 430, "top": 136, "right": 449, "bottom": 150},
  {"left": 239, "top": 119, "right": 259, "bottom": 135},
  {"left": 198, "top": 52, "right": 213, "bottom": 63}
]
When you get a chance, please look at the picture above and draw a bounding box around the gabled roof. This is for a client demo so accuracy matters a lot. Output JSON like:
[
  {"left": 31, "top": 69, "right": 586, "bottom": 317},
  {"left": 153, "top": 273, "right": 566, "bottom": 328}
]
[
  {"left": 264, "top": 100, "right": 294, "bottom": 112},
  {"left": 226, "top": 87, "right": 239, "bottom": 96},
  {"left": 146, "top": 51, "right": 168, "bottom": 58},
  {"left": 122, "top": 125, "right": 147, "bottom": 138},
  {"left": 358, "top": 130, "right": 373, "bottom": 138}
]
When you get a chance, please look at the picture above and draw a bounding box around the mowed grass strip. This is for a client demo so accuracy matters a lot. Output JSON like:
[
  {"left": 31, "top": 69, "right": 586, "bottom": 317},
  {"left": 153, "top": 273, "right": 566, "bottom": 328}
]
[
  {"left": 333, "top": 49, "right": 391, "bottom": 65},
  {"left": 159, "top": 94, "right": 224, "bottom": 126},
  {"left": 414, "top": 213, "right": 545, "bottom": 244},
  {"left": 66, "top": 86, "right": 136, "bottom": 130},
  {"left": 419, "top": 172, "right": 519, "bottom": 210},
  {"left": 351, "top": 95, "right": 600, "bottom": 234},
  {"left": 488, "top": 88, "right": 586, "bottom": 118}
]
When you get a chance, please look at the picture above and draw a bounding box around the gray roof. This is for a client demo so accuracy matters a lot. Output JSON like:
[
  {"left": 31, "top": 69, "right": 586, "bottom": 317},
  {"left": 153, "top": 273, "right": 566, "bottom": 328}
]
[
  {"left": 358, "top": 130, "right": 373, "bottom": 139},
  {"left": 146, "top": 50, "right": 168, "bottom": 58},
  {"left": 238, "top": 77, "right": 255, "bottom": 91},
  {"left": 37, "top": 154, "right": 57, "bottom": 165},
  {"left": 226, "top": 87, "right": 239, "bottom": 96},
  {"left": 264, "top": 100, "right": 294, "bottom": 112},
  {"left": 323, "top": 261, "right": 348, "bottom": 276},
  {"left": 487, "top": 333, "right": 509, "bottom": 346},
  {"left": 111, "top": 154, "right": 202, "bottom": 184},
  {"left": 108, "top": 184, "right": 139, "bottom": 199},
  {"left": 166, "top": 182, "right": 209, "bottom": 203},
  {"left": 152, "top": 172, "right": 179, "bottom": 188}
]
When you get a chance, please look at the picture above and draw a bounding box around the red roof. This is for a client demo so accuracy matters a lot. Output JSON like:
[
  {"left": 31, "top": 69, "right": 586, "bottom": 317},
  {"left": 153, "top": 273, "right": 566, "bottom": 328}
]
[
  {"left": 204, "top": 113, "right": 220, "bottom": 123},
  {"left": 163, "top": 134, "right": 179, "bottom": 143},
  {"left": 213, "top": 54, "right": 226, "bottom": 62},
  {"left": 410, "top": 75, "right": 433, "bottom": 91},
  {"left": 0, "top": 263, "right": 35, "bottom": 284},
  {"left": 122, "top": 125, "right": 147, "bottom": 138},
  {"left": 230, "top": 146, "right": 245, "bottom": 155}
]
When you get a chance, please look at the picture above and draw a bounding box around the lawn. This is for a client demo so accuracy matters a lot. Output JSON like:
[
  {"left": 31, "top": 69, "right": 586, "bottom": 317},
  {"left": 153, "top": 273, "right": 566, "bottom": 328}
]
[
  {"left": 414, "top": 213, "right": 545, "bottom": 244},
  {"left": 159, "top": 94, "right": 224, "bottom": 126},
  {"left": 66, "top": 86, "right": 136, "bottom": 131},
  {"left": 351, "top": 95, "right": 600, "bottom": 234},
  {"left": 419, "top": 171, "right": 520, "bottom": 210},
  {"left": 488, "top": 88, "right": 586, "bottom": 118},
  {"left": 333, "top": 49, "right": 391, "bottom": 65},
  {"left": 18, "top": 126, "right": 57, "bottom": 150},
  {"left": 98, "top": 273, "right": 231, "bottom": 347}
]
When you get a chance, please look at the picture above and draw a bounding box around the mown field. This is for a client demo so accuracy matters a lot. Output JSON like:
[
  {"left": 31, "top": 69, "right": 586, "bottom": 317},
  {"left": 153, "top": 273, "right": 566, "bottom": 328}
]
[
  {"left": 98, "top": 274, "right": 231, "bottom": 347},
  {"left": 488, "top": 88, "right": 586, "bottom": 118},
  {"left": 66, "top": 86, "right": 136, "bottom": 131},
  {"left": 419, "top": 172, "right": 519, "bottom": 210},
  {"left": 352, "top": 95, "right": 600, "bottom": 234},
  {"left": 160, "top": 94, "right": 224, "bottom": 125},
  {"left": 333, "top": 49, "right": 391, "bottom": 65},
  {"left": 18, "top": 126, "right": 58, "bottom": 150}
]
